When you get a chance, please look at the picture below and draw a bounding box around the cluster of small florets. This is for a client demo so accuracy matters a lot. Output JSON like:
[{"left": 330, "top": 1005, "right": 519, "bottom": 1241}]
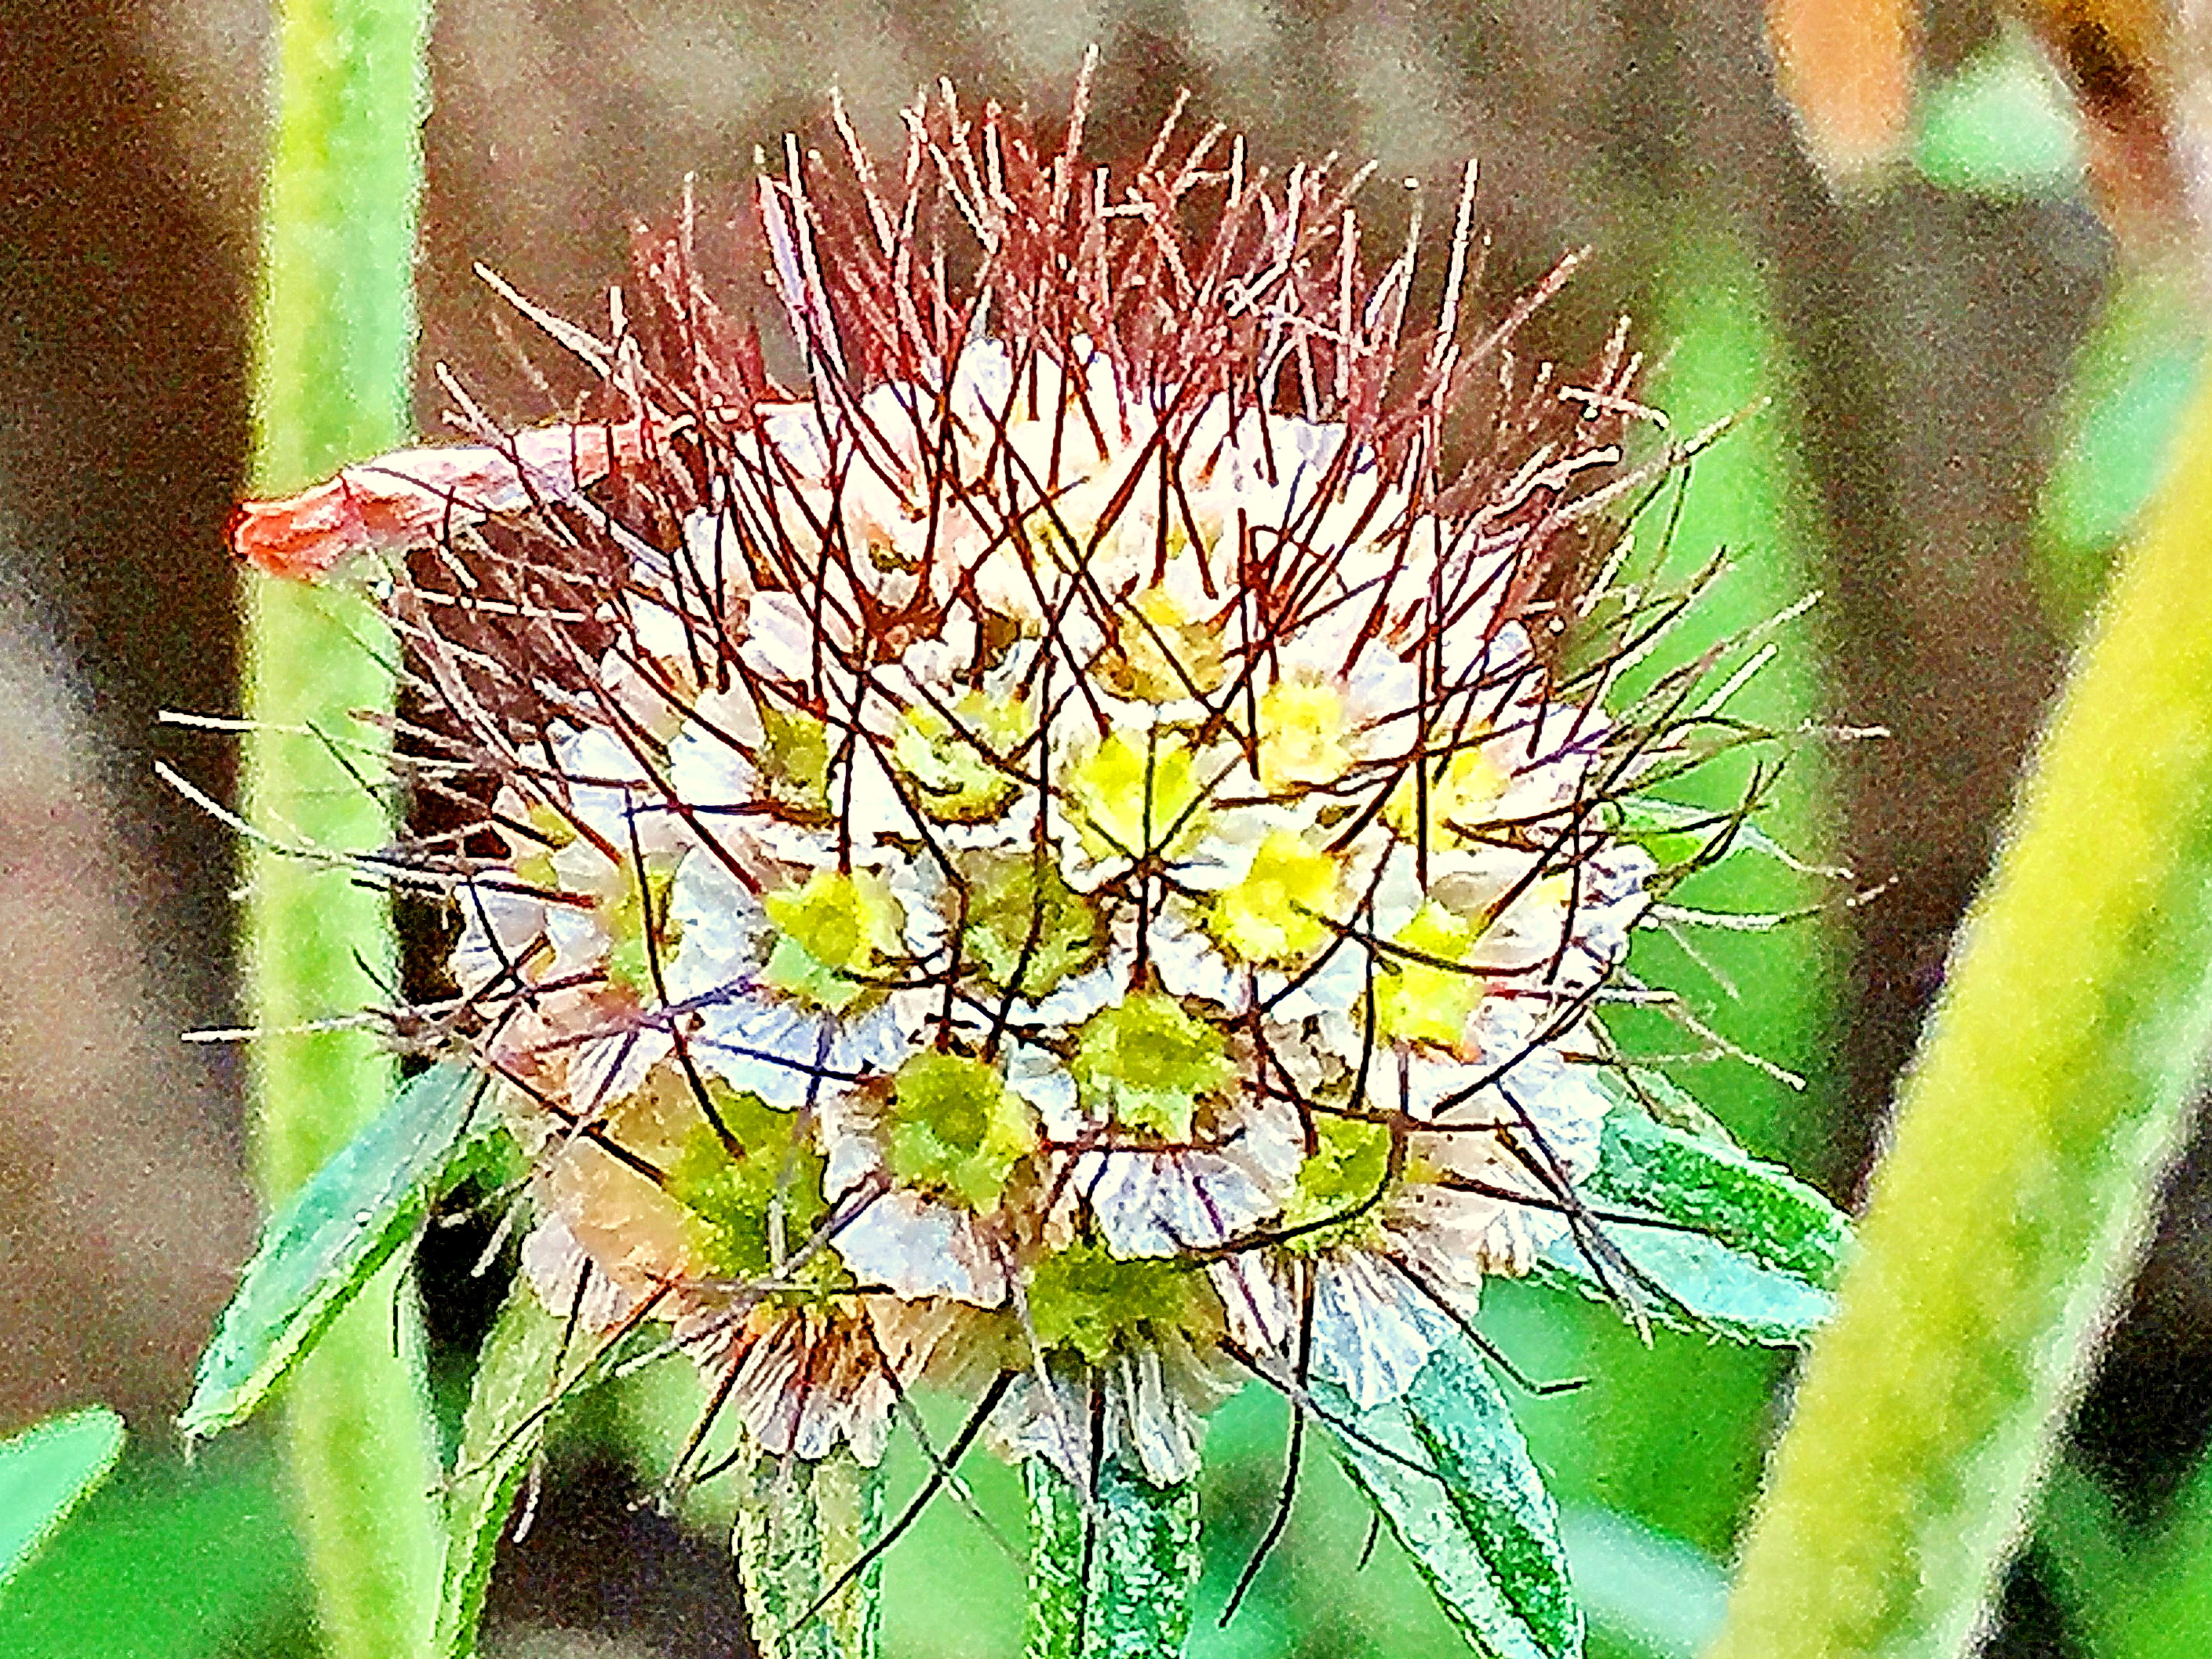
[{"left": 243, "top": 82, "right": 1674, "bottom": 1487}]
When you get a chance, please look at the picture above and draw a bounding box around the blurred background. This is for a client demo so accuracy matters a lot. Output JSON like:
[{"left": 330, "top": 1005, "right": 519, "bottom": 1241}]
[{"left": 2, "top": 2, "right": 2207, "bottom": 1655}]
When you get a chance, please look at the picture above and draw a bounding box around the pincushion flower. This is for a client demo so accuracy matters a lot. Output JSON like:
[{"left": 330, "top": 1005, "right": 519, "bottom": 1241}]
[
  {"left": 244, "top": 78, "right": 1663, "bottom": 1451},
  {"left": 208, "top": 66, "right": 1853, "bottom": 1659}
]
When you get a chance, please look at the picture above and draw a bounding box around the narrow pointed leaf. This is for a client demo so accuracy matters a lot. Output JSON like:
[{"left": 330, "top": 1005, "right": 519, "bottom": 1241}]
[
  {"left": 182, "top": 1063, "right": 490, "bottom": 1439},
  {"left": 435, "top": 1279, "right": 566, "bottom": 1659},
  {"left": 1321, "top": 1329, "right": 1580, "bottom": 1659},
  {"left": 1607, "top": 1063, "right": 1743, "bottom": 1148},
  {"left": 1532, "top": 1079, "right": 1850, "bottom": 1344},
  {"left": 1022, "top": 1456, "right": 1201, "bottom": 1659},
  {"left": 0, "top": 1407, "right": 126, "bottom": 1592},
  {"left": 1591, "top": 1086, "right": 1848, "bottom": 1278}
]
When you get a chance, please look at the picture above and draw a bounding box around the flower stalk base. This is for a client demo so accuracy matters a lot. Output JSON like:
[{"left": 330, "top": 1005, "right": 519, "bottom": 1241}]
[
  {"left": 1023, "top": 1456, "right": 1201, "bottom": 1659},
  {"left": 733, "top": 1450, "right": 884, "bottom": 1659}
]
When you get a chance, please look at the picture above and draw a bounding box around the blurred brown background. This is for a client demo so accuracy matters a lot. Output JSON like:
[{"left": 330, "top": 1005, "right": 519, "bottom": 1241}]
[{"left": 2, "top": 0, "right": 2199, "bottom": 1651}]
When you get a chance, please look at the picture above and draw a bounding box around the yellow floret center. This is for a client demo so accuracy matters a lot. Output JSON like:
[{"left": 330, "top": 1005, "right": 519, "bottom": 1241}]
[
  {"left": 758, "top": 704, "right": 833, "bottom": 817},
  {"left": 1257, "top": 678, "right": 1354, "bottom": 792},
  {"left": 1070, "top": 991, "right": 1235, "bottom": 1140},
  {"left": 1026, "top": 1238, "right": 1211, "bottom": 1365},
  {"left": 1067, "top": 728, "right": 1209, "bottom": 864},
  {"left": 1101, "top": 585, "right": 1226, "bottom": 702},
  {"left": 1372, "top": 900, "right": 1485, "bottom": 1048},
  {"left": 1208, "top": 830, "right": 1339, "bottom": 964},
  {"left": 960, "top": 848, "right": 1106, "bottom": 1000},
  {"left": 1383, "top": 739, "right": 1508, "bottom": 848},
  {"left": 762, "top": 868, "right": 904, "bottom": 1012},
  {"left": 891, "top": 689, "right": 1028, "bottom": 822},
  {"left": 884, "top": 1051, "right": 1037, "bottom": 1213}
]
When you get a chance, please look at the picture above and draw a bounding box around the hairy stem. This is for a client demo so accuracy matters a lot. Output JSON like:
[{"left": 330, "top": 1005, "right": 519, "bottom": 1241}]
[
  {"left": 241, "top": 2, "right": 437, "bottom": 1655},
  {"left": 733, "top": 1450, "right": 885, "bottom": 1659},
  {"left": 1708, "top": 370, "right": 2212, "bottom": 1657},
  {"left": 1023, "top": 1456, "right": 1201, "bottom": 1659}
]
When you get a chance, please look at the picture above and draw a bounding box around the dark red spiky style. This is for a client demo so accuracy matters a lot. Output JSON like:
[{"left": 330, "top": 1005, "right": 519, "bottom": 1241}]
[{"left": 603, "top": 78, "right": 1644, "bottom": 640}]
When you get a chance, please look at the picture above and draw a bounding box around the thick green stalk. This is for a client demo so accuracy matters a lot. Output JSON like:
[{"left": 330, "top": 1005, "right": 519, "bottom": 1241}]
[
  {"left": 1707, "top": 369, "right": 2212, "bottom": 1658},
  {"left": 240, "top": 2, "right": 437, "bottom": 1656}
]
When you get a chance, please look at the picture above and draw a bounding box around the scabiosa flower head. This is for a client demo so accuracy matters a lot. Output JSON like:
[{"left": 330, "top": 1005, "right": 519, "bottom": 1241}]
[{"left": 237, "top": 72, "right": 1703, "bottom": 1486}]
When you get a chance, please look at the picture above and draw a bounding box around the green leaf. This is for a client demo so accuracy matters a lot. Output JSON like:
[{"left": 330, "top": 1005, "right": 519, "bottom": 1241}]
[
  {"left": 1606, "top": 1065, "right": 1743, "bottom": 1150},
  {"left": 1321, "top": 1329, "right": 1580, "bottom": 1659},
  {"left": 1024, "top": 1455, "right": 1201, "bottom": 1659},
  {"left": 0, "top": 1407, "right": 125, "bottom": 1593},
  {"left": 182, "top": 1063, "right": 490, "bottom": 1441},
  {"left": 1534, "top": 1081, "right": 1850, "bottom": 1344},
  {"left": 434, "top": 1278, "right": 566, "bottom": 1659},
  {"left": 1, "top": 1438, "right": 310, "bottom": 1657}
]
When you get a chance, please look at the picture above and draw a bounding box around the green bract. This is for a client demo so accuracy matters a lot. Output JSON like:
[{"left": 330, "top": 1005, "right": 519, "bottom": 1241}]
[
  {"left": 180, "top": 1065, "right": 489, "bottom": 1441},
  {"left": 891, "top": 689, "right": 1028, "bottom": 822},
  {"left": 1323, "top": 1326, "right": 1581, "bottom": 1659},
  {"left": 435, "top": 1289, "right": 567, "bottom": 1658},
  {"left": 1208, "top": 828, "right": 1339, "bottom": 964},
  {"left": 1023, "top": 1457, "right": 1200, "bottom": 1659},
  {"left": 959, "top": 849, "right": 1106, "bottom": 998},
  {"left": 0, "top": 1407, "right": 125, "bottom": 1592},
  {"left": 1375, "top": 901, "right": 1485, "bottom": 1047},
  {"left": 1070, "top": 991, "right": 1234, "bottom": 1139},
  {"left": 763, "top": 869, "right": 903, "bottom": 1012},
  {"left": 1026, "top": 1239, "right": 1207, "bottom": 1366},
  {"left": 1067, "top": 729, "right": 1208, "bottom": 863},
  {"left": 884, "top": 1051, "right": 1037, "bottom": 1211},
  {"left": 1533, "top": 1094, "right": 1847, "bottom": 1344},
  {"left": 670, "top": 1090, "right": 840, "bottom": 1288},
  {"left": 1283, "top": 1112, "right": 1396, "bottom": 1248}
]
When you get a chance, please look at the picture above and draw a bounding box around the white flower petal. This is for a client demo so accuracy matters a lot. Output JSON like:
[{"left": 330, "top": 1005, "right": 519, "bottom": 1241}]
[
  {"left": 1312, "top": 1254, "right": 1439, "bottom": 1409},
  {"left": 833, "top": 1189, "right": 1009, "bottom": 1307},
  {"left": 1073, "top": 1147, "right": 1278, "bottom": 1258},
  {"left": 521, "top": 1215, "right": 634, "bottom": 1332},
  {"left": 742, "top": 590, "right": 817, "bottom": 683}
]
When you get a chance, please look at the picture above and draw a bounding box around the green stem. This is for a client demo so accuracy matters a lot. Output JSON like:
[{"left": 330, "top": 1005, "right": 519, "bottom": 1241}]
[
  {"left": 1023, "top": 1456, "right": 1201, "bottom": 1659},
  {"left": 1707, "top": 368, "right": 2212, "bottom": 1658},
  {"left": 241, "top": 2, "right": 436, "bottom": 1656},
  {"left": 732, "top": 1451, "right": 885, "bottom": 1659},
  {"left": 435, "top": 1285, "right": 567, "bottom": 1659}
]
